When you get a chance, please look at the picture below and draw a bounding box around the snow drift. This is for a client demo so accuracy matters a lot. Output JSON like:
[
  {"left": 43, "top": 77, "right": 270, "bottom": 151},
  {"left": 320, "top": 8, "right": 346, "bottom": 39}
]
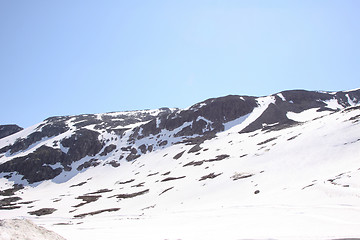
[{"left": 0, "top": 219, "right": 66, "bottom": 240}]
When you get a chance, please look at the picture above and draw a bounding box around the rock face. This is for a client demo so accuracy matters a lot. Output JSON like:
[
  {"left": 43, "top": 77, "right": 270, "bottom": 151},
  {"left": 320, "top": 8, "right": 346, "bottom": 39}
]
[
  {"left": 0, "top": 89, "right": 359, "bottom": 184},
  {"left": 0, "top": 125, "right": 23, "bottom": 139},
  {"left": 0, "top": 146, "right": 65, "bottom": 183}
]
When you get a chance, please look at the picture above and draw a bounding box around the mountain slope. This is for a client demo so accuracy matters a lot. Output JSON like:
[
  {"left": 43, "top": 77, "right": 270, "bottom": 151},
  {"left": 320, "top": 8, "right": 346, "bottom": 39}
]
[{"left": 0, "top": 88, "right": 360, "bottom": 240}]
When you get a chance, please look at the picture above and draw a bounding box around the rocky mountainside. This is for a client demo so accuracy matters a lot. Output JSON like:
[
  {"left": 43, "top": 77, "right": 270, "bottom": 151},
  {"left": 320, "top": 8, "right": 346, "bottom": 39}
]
[
  {"left": 1, "top": 89, "right": 359, "bottom": 184},
  {"left": 0, "top": 88, "right": 360, "bottom": 240}
]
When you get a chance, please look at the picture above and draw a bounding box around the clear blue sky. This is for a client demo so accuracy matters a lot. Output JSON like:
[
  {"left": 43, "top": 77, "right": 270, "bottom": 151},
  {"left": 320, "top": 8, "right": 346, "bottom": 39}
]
[{"left": 1, "top": 1, "right": 359, "bottom": 128}]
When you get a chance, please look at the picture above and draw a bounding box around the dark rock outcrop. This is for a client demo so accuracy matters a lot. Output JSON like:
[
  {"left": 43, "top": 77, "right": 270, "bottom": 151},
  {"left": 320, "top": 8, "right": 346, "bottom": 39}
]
[
  {"left": 61, "top": 129, "right": 104, "bottom": 164},
  {"left": 100, "top": 144, "right": 117, "bottom": 156},
  {"left": 131, "top": 95, "right": 258, "bottom": 140},
  {"left": 0, "top": 146, "right": 65, "bottom": 183},
  {"left": 0, "top": 129, "right": 104, "bottom": 183},
  {"left": 0, "top": 125, "right": 23, "bottom": 139},
  {"left": 9, "top": 120, "right": 69, "bottom": 154}
]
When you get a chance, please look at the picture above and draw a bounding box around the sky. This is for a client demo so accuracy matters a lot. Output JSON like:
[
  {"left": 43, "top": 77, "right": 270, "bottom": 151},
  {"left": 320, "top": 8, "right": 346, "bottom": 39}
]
[{"left": 1, "top": 0, "right": 359, "bottom": 128}]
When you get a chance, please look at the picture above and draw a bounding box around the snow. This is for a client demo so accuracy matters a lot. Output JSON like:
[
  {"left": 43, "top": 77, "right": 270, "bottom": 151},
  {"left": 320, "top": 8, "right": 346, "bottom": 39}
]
[
  {"left": 96, "top": 109, "right": 165, "bottom": 119},
  {"left": 1, "top": 96, "right": 360, "bottom": 240},
  {"left": 346, "top": 94, "right": 358, "bottom": 106},
  {"left": 325, "top": 98, "right": 343, "bottom": 110},
  {"left": 223, "top": 113, "right": 250, "bottom": 131},
  {"left": 156, "top": 117, "right": 161, "bottom": 128},
  {"left": 344, "top": 87, "right": 360, "bottom": 92},
  {"left": 0, "top": 219, "right": 66, "bottom": 240},
  {"left": 277, "top": 93, "right": 286, "bottom": 101},
  {"left": 222, "top": 96, "right": 275, "bottom": 132},
  {"left": 0, "top": 122, "right": 43, "bottom": 148},
  {"left": 43, "top": 162, "right": 62, "bottom": 169},
  {"left": 286, "top": 108, "right": 331, "bottom": 122}
]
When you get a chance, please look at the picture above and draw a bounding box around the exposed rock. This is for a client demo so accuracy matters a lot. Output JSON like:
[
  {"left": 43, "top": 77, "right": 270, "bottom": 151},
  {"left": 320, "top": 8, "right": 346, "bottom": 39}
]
[
  {"left": 199, "top": 172, "right": 222, "bottom": 181},
  {"left": 206, "top": 154, "right": 230, "bottom": 162},
  {"left": 69, "top": 181, "right": 87, "bottom": 187},
  {"left": 28, "top": 208, "right": 57, "bottom": 216},
  {"left": 173, "top": 150, "right": 185, "bottom": 160},
  {"left": 61, "top": 129, "right": 104, "bottom": 163},
  {"left": 0, "top": 184, "right": 24, "bottom": 196},
  {"left": 161, "top": 176, "right": 186, "bottom": 182},
  {"left": 257, "top": 137, "right": 278, "bottom": 145},
  {"left": 188, "top": 144, "right": 202, "bottom": 153},
  {"left": 99, "top": 144, "right": 117, "bottom": 156},
  {"left": 158, "top": 140, "right": 168, "bottom": 146},
  {"left": 115, "top": 179, "right": 135, "bottom": 185},
  {"left": 85, "top": 189, "right": 113, "bottom": 195},
  {"left": 109, "top": 189, "right": 149, "bottom": 199},
  {"left": 138, "top": 144, "right": 147, "bottom": 154},
  {"left": 231, "top": 172, "right": 254, "bottom": 181},
  {"left": 183, "top": 160, "right": 204, "bottom": 167},
  {"left": 159, "top": 187, "right": 174, "bottom": 196},
  {"left": 108, "top": 160, "right": 120, "bottom": 167},
  {"left": 74, "top": 208, "right": 120, "bottom": 218},
  {"left": 73, "top": 195, "right": 101, "bottom": 207},
  {"left": 0, "top": 146, "right": 65, "bottom": 183},
  {"left": 0, "top": 196, "right": 22, "bottom": 210},
  {"left": 10, "top": 120, "right": 69, "bottom": 154},
  {"left": 126, "top": 153, "right": 140, "bottom": 161},
  {"left": 136, "top": 95, "right": 258, "bottom": 139},
  {"left": 77, "top": 159, "right": 100, "bottom": 171},
  {"left": 0, "top": 124, "right": 23, "bottom": 139}
]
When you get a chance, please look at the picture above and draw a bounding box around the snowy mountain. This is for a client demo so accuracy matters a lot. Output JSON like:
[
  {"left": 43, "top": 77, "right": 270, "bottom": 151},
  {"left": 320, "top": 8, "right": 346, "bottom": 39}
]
[{"left": 1, "top": 89, "right": 360, "bottom": 240}]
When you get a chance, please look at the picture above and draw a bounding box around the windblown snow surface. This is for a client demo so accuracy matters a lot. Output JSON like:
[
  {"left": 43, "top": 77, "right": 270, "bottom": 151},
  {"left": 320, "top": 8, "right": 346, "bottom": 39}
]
[
  {"left": 1, "top": 100, "right": 360, "bottom": 240},
  {"left": 0, "top": 219, "right": 65, "bottom": 240}
]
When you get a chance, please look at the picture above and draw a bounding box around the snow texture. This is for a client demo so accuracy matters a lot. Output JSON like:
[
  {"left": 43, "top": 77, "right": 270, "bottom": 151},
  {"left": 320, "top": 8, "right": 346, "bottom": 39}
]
[{"left": 0, "top": 219, "right": 66, "bottom": 240}]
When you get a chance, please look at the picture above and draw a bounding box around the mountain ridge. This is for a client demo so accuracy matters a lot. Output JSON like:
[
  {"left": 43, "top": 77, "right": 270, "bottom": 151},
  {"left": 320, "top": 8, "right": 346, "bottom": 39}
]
[
  {"left": 1, "top": 88, "right": 360, "bottom": 240},
  {"left": 0, "top": 88, "right": 359, "bottom": 184}
]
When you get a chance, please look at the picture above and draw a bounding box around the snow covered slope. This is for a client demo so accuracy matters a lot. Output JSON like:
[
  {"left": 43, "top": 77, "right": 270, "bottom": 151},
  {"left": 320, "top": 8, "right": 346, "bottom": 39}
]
[{"left": 0, "top": 89, "right": 360, "bottom": 240}]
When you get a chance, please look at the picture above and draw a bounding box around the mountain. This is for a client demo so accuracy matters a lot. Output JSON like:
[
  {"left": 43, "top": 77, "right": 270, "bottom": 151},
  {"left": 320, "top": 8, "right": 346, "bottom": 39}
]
[{"left": 0, "top": 88, "right": 360, "bottom": 240}]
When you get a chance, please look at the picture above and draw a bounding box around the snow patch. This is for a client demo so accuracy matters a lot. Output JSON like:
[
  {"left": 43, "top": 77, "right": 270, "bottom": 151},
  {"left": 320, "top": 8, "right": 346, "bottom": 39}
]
[
  {"left": 325, "top": 98, "right": 343, "bottom": 110},
  {"left": 287, "top": 108, "right": 331, "bottom": 122},
  {"left": 156, "top": 118, "right": 161, "bottom": 128},
  {"left": 225, "top": 96, "right": 275, "bottom": 133},
  {"left": 346, "top": 94, "right": 358, "bottom": 106},
  {"left": 223, "top": 114, "right": 250, "bottom": 131},
  {"left": 277, "top": 93, "right": 286, "bottom": 101},
  {"left": 42, "top": 162, "right": 62, "bottom": 170}
]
